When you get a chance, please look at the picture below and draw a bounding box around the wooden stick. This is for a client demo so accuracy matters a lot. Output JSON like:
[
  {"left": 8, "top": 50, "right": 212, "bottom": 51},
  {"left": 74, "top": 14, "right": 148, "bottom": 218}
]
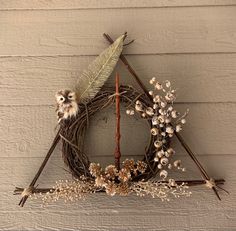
[
  {"left": 13, "top": 179, "right": 225, "bottom": 195},
  {"left": 16, "top": 129, "right": 61, "bottom": 207},
  {"left": 103, "top": 33, "right": 223, "bottom": 200},
  {"left": 114, "top": 73, "right": 121, "bottom": 170}
]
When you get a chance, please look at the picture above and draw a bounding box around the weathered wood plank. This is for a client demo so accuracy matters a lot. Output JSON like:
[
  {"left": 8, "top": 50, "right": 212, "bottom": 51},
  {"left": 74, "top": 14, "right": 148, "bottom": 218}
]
[
  {"left": 0, "top": 209, "right": 235, "bottom": 231},
  {"left": 1, "top": 54, "right": 236, "bottom": 105},
  {"left": 0, "top": 103, "right": 235, "bottom": 158},
  {"left": 0, "top": 0, "right": 235, "bottom": 10},
  {"left": 0, "top": 7, "right": 236, "bottom": 56}
]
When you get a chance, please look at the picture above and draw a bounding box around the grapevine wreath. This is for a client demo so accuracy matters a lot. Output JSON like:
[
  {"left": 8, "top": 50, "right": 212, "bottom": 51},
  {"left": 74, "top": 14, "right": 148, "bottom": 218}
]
[{"left": 14, "top": 33, "right": 227, "bottom": 207}]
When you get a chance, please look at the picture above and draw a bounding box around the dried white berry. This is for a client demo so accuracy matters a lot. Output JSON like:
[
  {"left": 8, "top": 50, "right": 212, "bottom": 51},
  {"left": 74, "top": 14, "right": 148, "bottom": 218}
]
[
  {"left": 146, "top": 107, "right": 154, "bottom": 116},
  {"left": 149, "top": 90, "right": 154, "bottom": 96},
  {"left": 171, "top": 110, "right": 178, "bottom": 118},
  {"left": 153, "top": 95, "right": 161, "bottom": 103},
  {"left": 160, "top": 101, "right": 167, "bottom": 108},
  {"left": 167, "top": 148, "right": 175, "bottom": 156},
  {"left": 166, "top": 126, "right": 174, "bottom": 134},
  {"left": 181, "top": 118, "right": 186, "bottom": 124},
  {"left": 167, "top": 106, "right": 173, "bottom": 112},
  {"left": 154, "top": 157, "right": 159, "bottom": 162},
  {"left": 173, "top": 160, "right": 181, "bottom": 168},
  {"left": 135, "top": 104, "right": 143, "bottom": 112},
  {"left": 169, "top": 178, "right": 176, "bottom": 187},
  {"left": 160, "top": 170, "right": 168, "bottom": 179},
  {"left": 155, "top": 82, "right": 163, "bottom": 90},
  {"left": 165, "top": 118, "right": 171, "bottom": 123},
  {"left": 157, "top": 150, "right": 164, "bottom": 158},
  {"left": 150, "top": 77, "right": 156, "bottom": 84},
  {"left": 161, "top": 132, "right": 166, "bottom": 137},
  {"left": 165, "top": 92, "right": 176, "bottom": 101},
  {"left": 165, "top": 80, "right": 171, "bottom": 88},
  {"left": 151, "top": 128, "right": 159, "bottom": 136},
  {"left": 160, "top": 157, "right": 169, "bottom": 166},
  {"left": 126, "top": 109, "right": 134, "bottom": 115},
  {"left": 176, "top": 124, "right": 182, "bottom": 132},
  {"left": 153, "top": 104, "right": 158, "bottom": 109},
  {"left": 158, "top": 115, "right": 165, "bottom": 123},
  {"left": 157, "top": 164, "right": 162, "bottom": 169},
  {"left": 154, "top": 140, "right": 162, "bottom": 148},
  {"left": 152, "top": 116, "right": 158, "bottom": 125}
]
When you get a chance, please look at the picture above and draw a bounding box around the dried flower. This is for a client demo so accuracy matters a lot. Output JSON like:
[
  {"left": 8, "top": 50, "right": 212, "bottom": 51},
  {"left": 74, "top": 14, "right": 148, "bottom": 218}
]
[
  {"left": 89, "top": 163, "right": 102, "bottom": 177},
  {"left": 123, "top": 159, "right": 135, "bottom": 171},
  {"left": 105, "top": 165, "right": 118, "bottom": 179},
  {"left": 118, "top": 168, "right": 131, "bottom": 182},
  {"left": 136, "top": 160, "right": 147, "bottom": 173},
  {"left": 105, "top": 182, "right": 117, "bottom": 196}
]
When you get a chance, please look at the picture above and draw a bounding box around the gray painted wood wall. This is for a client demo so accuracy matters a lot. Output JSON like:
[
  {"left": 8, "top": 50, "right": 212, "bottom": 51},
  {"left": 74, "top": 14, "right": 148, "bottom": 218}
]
[{"left": 1, "top": 1, "right": 236, "bottom": 230}]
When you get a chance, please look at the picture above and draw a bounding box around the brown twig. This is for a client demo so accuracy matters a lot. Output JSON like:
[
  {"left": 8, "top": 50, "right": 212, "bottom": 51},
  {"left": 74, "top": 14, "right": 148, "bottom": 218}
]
[
  {"left": 103, "top": 33, "right": 224, "bottom": 200},
  {"left": 114, "top": 73, "right": 121, "bottom": 170},
  {"left": 13, "top": 179, "right": 225, "bottom": 195},
  {"left": 16, "top": 129, "right": 61, "bottom": 207}
]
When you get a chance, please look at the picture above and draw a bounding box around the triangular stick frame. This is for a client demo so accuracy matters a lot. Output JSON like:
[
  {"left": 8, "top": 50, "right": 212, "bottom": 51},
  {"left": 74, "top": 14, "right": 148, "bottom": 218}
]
[{"left": 14, "top": 33, "right": 225, "bottom": 207}]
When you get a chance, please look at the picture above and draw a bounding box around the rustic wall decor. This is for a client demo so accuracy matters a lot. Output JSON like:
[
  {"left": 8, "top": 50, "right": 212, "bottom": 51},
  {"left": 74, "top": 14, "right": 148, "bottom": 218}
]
[{"left": 14, "top": 33, "right": 227, "bottom": 207}]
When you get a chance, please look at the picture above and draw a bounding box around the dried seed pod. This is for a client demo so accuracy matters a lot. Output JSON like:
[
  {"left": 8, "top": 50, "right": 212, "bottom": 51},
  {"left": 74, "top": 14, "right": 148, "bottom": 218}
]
[
  {"left": 167, "top": 148, "right": 175, "bottom": 156},
  {"left": 154, "top": 140, "right": 162, "bottom": 148},
  {"left": 151, "top": 128, "right": 159, "bottom": 136},
  {"left": 160, "top": 157, "right": 169, "bottom": 166},
  {"left": 158, "top": 115, "right": 165, "bottom": 123},
  {"left": 173, "top": 160, "right": 182, "bottom": 168},
  {"left": 157, "top": 150, "right": 164, "bottom": 158},
  {"left": 160, "top": 170, "right": 168, "bottom": 179}
]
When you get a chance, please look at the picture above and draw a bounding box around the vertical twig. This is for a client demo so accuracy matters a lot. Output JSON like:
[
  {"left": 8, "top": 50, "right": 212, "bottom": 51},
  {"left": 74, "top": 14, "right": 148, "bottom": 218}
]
[
  {"left": 114, "top": 73, "right": 121, "bottom": 170},
  {"left": 103, "top": 33, "right": 222, "bottom": 200}
]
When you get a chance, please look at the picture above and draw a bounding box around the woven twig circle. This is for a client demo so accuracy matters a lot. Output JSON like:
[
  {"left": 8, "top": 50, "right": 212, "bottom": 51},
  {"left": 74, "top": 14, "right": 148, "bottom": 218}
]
[{"left": 60, "top": 85, "right": 163, "bottom": 181}]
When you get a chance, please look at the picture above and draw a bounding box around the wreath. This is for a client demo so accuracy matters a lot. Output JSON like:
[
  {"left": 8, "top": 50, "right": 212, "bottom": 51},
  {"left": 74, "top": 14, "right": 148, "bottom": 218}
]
[{"left": 14, "top": 33, "right": 226, "bottom": 207}]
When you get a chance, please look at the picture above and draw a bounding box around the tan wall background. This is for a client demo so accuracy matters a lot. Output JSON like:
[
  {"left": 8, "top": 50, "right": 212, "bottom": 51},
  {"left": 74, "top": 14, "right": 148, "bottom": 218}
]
[{"left": 1, "top": 1, "right": 236, "bottom": 230}]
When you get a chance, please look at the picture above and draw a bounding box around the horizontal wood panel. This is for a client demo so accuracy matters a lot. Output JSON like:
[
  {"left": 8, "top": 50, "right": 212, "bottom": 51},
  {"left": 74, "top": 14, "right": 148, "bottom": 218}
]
[
  {"left": 0, "top": 7, "right": 236, "bottom": 56},
  {"left": 0, "top": 103, "right": 235, "bottom": 158},
  {"left": 1, "top": 155, "right": 233, "bottom": 230},
  {"left": 0, "top": 0, "right": 235, "bottom": 10},
  {"left": 0, "top": 209, "right": 235, "bottom": 230},
  {"left": 1, "top": 54, "right": 236, "bottom": 105}
]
